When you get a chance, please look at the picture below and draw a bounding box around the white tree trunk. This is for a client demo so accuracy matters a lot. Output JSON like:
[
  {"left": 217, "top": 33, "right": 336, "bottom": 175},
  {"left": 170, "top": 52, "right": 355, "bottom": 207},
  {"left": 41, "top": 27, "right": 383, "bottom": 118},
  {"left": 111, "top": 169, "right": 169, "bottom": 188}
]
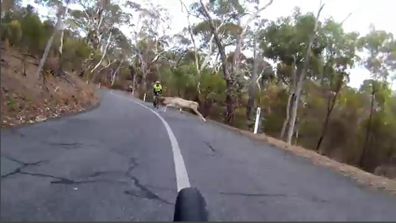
[
  {"left": 286, "top": 3, "right": 324, "bottom": 144},
  {"left": 280, "top": 92, "right": 293, "bottom": 138},
  {"left": 132, "top": 73, "right": 137, "bottom": 96},
  {"left": 35, "top": 9, "right": 63, "bottom": 80},
  {"left": 90, "top": 31, "right": 112, "bottom": 74},
  {"left": 280, "top": 56, "right": 297, "bottom": 139},
  {"left": 247, "top": 30, "right": 259, "bottom": 122},
  {"left": 58, "top": 5, "right": 69, "bottom": 55},
  {"left": 111, "top": 60, "right": 123, "bottom": 86},
  {"left": 59, "top": 28, "right": 65, "bottom": 55},
  {"left": 36, "top": 33, "right": 55, "bottom": 79}
]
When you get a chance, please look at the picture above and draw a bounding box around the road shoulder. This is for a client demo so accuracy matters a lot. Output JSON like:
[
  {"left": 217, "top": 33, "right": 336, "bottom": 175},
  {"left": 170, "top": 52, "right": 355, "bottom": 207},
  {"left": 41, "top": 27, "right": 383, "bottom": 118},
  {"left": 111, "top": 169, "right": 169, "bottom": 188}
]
[{"left": 206, "top": 119, "right": 396, "bottom": 196}]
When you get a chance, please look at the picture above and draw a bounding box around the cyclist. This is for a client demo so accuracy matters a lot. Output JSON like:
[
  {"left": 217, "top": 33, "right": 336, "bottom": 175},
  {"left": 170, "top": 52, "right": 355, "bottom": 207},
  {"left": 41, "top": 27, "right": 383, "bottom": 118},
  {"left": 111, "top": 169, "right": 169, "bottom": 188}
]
[{"left": 153, "top": 80, "right": 162, "bottom": 108}]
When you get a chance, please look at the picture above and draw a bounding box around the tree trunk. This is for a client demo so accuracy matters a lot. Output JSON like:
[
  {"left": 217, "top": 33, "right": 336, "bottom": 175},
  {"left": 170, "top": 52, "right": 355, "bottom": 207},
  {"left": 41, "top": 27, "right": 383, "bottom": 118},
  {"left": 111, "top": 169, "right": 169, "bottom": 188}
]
[
  {"left": 359, "top": 88, "right": 375, "bottom": 169},
  {"left": 59, "top": 29, "right": 65, "bottom": 55},
  {"left": 132, "top": 74, "right": 137, "bottom": 96},
  {"left": 246, "top": 90, "right": 256, "bottom": 122},
  {"left": 246, "top": 32, "right": 259, "bottom": 124},
  {"left": 58, "top": 5, "right": 69, "bottom": 56},
  {"left": 57, "top": 5, "right": 70, "bottom": 77},
  {"left": 36, "top": 33, "right": 56, "bottom": 80},
  {"left": 286, "top": 3, "right": 324, "bottom": 144},
  {"left": 130, "top": 64, "right": 137, "bottom": 96},
  {"left": 199, "top": 0, "right": 235, "bottom": 124},
  {"left": 233, "top": 30, "right": 243, "bottom": 75},
  {"left": 36, "top": 5, "right": 64, "bottom": 81},
  {"left": 90, "top": 31, "right": 112, "bottom": 75},
  {"left": 280, "top": 92, "right": 294, "bottom": 139},
  {"left": 138, "top": 54, "right": 148, "bottom": 98},
  {"left": 111, "top": 60, "right": 123, "bottom": 87},
  {"left": 22, "top": 54, "right": 26, "bottom": 76},
  {"left": 180, "top": 0, "right": 201, "bottom": 80},
  {"left": 286, "top": 71, "right": 305, "bottom": 144},
  {"left": 225, "top": 82, "right": 235, "bottom": 124},
  {"left": 294, "top": 117, "right": 300, "bottom": 144},
  {"left": 280, "top": 57, "right": 297, "bottom": 139},
  {"left": 316, "top": 92, "right": 338, "bottom": 152},
  {"left": 316, "top": 87, "right": 341, "bottom": 153}
]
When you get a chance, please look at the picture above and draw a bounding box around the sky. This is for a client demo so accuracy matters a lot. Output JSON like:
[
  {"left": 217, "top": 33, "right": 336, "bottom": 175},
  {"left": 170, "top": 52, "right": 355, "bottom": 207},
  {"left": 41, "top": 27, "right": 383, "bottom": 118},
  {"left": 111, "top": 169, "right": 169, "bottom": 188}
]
[
  {"left": 22, "top": 0, "right": 396, "bottom": 89},
  {"left": 155, "top": 0, "right": 396, "bottom": 89}
]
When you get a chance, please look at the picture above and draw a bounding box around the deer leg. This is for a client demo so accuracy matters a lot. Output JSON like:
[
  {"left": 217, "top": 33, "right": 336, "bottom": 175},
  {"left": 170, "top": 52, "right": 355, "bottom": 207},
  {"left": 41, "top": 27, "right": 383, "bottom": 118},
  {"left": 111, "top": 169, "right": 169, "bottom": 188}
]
[{"left": 192, "top": 108, "right": 206, "bottom": 122}]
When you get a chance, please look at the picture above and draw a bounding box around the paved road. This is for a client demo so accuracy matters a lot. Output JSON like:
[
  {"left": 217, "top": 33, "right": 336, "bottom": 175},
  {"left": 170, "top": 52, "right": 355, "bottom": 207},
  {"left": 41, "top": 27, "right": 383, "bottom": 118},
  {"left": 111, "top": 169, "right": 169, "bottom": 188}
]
[{"left": 1, "top": 90, "right": 396, "bottom": 221}]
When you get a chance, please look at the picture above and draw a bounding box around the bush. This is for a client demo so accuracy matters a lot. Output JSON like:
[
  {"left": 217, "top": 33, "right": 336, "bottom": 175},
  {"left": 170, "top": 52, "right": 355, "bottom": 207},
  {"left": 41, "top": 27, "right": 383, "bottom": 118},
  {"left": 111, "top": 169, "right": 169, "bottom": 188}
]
[
  {"left": 1, "top": 20, "right": 23, "bottom": 46},
  {"left": 62, "top": 38, "right": 93, "bottom": 70},
  {"left": 20, "top": 13, "right": 46, "bottom": 54},
  {"left": 257, "top": 84, "right": 288, "bottom": 136},
  {"left": 199, "top": 72, "right": 226, "bottom": 103},
  {"left": 233, "top": 107, "right": 248, "bottom": 129},
  {"left": 110, "top": 81, "right": 124, "bottom": 90},
  {"left": 7, "top": 98, "right": 17, "bottom": 112}
]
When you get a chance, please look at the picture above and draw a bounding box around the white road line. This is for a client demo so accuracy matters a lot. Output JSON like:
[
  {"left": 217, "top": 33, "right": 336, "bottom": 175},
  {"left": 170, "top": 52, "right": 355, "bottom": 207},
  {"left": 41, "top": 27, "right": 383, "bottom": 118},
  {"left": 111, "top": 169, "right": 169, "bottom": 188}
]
[{"left": 110, "top": 92, "right": 191, "bottom": 191}]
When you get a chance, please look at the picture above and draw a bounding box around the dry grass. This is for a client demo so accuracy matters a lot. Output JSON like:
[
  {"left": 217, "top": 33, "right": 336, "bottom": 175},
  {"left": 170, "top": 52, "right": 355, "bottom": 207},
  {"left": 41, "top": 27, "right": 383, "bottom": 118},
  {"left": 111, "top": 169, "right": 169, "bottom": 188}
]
[
  {"left": 208, "top": 119, "right": 396, "bottom": 196},
  {"left": 1, "top": 45, "right": 99, "bottom": 128}
]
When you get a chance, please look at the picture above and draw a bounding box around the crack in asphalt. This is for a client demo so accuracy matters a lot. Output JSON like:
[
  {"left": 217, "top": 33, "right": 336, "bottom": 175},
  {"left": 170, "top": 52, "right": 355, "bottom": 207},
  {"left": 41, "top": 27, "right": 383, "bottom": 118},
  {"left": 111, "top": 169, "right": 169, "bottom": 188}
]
[
  {"left": 124, "top": 176, "right": 173, "bottom": 205},
  {"left": 2, "top": 168, "right": 23, "bottom": 179},
  {"left": 2, "top": 155, "right": 172, "bottom": 205},
  {"left": 13, "top": 171, "right": 128, "bottom": 186},
  {"left": 87, "top": 170, "right": 125, "bottom": 178},
  {"left": 127, "top": 157, "right": 138, "bottom": 173},
  {"left": 309, "top": 195, "right": 328, "bottom": 203},
  {"left": 39, "top": 141, "right": 88, "bottom": 150},
  {"left": 203, "top": 141, "right": 216, "bottom": 153},
  {"left": 47, "top": 142, "right": 82, "bottom": 148},
  {"left": 219, "top": 192, "right": 288, "bottom": 197},
  {"left": 125, "top": 157, "right": 173, "bottom": 205},
  {"left": 2, "top": 155, "right": 45, "bottom": 166},
  {"left": 19, "top": 171, "right": 93, "bottom": 184},
  {"left": 1, "top": 156, "right": 47, "bottom": 179}
]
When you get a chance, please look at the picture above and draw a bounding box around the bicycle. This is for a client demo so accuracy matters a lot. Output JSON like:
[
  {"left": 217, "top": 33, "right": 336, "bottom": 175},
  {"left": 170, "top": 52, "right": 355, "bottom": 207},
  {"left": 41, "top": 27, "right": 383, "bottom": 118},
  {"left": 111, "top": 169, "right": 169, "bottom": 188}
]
[{"left": 153, "top": 92, "right": 161, "bottom": 109}]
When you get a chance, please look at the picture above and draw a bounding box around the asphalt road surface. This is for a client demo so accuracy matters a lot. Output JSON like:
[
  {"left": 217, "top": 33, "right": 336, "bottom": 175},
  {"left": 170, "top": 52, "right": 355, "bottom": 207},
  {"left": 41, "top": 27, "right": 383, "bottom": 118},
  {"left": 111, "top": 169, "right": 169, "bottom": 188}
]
[{"left": 1, "top": 90, "right": 396, "bottom": 221}]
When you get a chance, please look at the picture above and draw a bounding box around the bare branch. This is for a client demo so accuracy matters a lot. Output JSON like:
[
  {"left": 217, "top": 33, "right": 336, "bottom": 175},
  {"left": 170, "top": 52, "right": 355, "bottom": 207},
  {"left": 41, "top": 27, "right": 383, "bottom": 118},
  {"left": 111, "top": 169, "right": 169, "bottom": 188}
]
[
  {"left": 150, "top": 50, "right": 168, "bottom": 65},
  {"left": 340, "top": 12, "right": 352, "bottom": 25}
]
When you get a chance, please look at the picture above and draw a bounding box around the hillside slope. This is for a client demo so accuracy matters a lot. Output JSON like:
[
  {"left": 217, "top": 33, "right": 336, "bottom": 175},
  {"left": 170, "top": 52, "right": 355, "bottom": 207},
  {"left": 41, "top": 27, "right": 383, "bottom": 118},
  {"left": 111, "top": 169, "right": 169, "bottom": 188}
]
[{"left": 1, "top": 45, "right": 98, "bottom": 128}]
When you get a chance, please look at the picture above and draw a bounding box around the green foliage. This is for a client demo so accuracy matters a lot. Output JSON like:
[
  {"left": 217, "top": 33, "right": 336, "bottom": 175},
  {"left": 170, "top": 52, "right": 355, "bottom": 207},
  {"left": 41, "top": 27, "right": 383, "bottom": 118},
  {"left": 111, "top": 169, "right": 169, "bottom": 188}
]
[
  {"left": 160, "top": 65, "right": 197, "bottom": 98},
  {"left": 20, "top": 12, "right": 46, "bottom": 53},
  {"left": 257, "top": 84, "right": 288, "bottom": 135},
  {"left": 260, "top": 10, "right": 316, "bottom": 66},
  {"left": 119, "top": 67, "right": 131, "bottom": 80},
  {"left": 62, "top": 38, "right": 93, "bottom": 70},
  {"left": 358, "top": 27, "right": 395, "bottom": 80},
  {"left": 209, "top": 0, "right": 245, "bottom": 17},
  {"left": 1, "top": 20, "right": 23, "bottom": 46},
  {"left": 200, "top": 71, "right": 227, "bottom": 103},
  {"left": 7, "top": 98, "right": 17, "bottom": 112},
  {"left": 233, "top": 107, "right": 248, "bottom": 129}
]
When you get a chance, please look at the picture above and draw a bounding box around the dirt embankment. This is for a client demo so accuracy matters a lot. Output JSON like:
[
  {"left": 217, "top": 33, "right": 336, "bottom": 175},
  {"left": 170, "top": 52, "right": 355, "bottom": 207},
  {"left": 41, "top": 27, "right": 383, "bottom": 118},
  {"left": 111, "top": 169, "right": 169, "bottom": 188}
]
[{"left": 1, "top": 45, "right": 99, "bottom": 128}]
